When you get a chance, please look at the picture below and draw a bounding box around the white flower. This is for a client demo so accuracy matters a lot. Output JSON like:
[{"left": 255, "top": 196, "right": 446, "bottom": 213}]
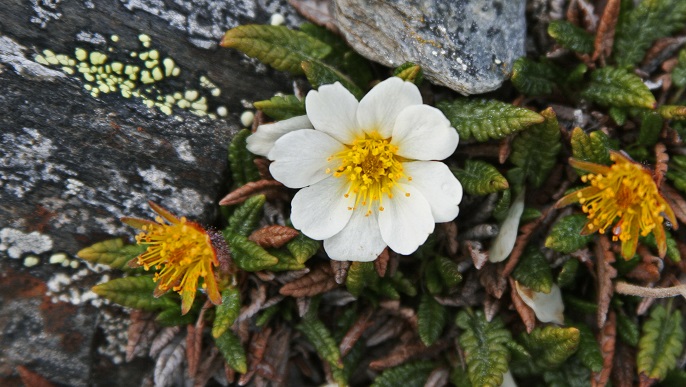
[{"left": 247, "top": 78, "right": 462, "bottom": 261}]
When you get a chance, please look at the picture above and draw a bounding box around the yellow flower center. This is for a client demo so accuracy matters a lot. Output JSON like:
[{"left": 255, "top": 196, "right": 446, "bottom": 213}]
[
  {"left": 577, "top": 156, "right": 665, "bottom": 242},
  {"left": 328, "top": 132, "right": 407, "bottom": 214}
]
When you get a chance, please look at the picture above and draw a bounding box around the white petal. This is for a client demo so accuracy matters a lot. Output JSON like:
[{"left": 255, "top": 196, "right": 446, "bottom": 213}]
[
  {"left": 378, "top": 184, "right": 434, "bottom": 255},
  {"left": 489, "top": 188, "right": 526, "bottom": 262},
  {"left": 357, "top": 77, "right": 422, "bottom": 138},
  {"left": 391, "top": 105, "right": 459, "bottom": 160},
  {"left": 403, "top": 161, "right": 462, "bottom": 223},
  {"left": 291, "top": 176, "right": 355, "bottom": 240},
  {"left": 323, "top": 209, "right": 386, "bottom": 262},
  {"left": 305, "top": 82, "right": 361, "bottom": 144},
  {"left": 246, "top": 115, "right": 312, "bottom": 157},
  {"left": 499, "top": 370, "right": 517, "bottom": 387},
  {"left": 515, "top": 282, "right": 565, "bottom": 325},
  {"left": 268, "top": 129, "right": 343, "bottom": 189}
]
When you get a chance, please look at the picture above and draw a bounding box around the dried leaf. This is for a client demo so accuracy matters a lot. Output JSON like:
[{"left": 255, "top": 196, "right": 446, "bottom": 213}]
[
  {"left": 331, "top": 260, "right": 350, "bottom": 284},
  {"left": 369, "top": 340, "right": 426, "bottom": 371},
  {"left": 193, "top": 347, "right": 222, "bottom": 387},
  {"left": 16, "top": 365, "right": 56, "bottom": 387},
  {"left": 661, "top": 184, "right": 686, "bottom": 224},
  {"left": 280, "top": 264, "right": 337, "bottom": 297},
  {"left": 479, "top": 263, "right": 507, "bottom": 299},
  {"left": 375, "top": 248, "right": 390, "bottom": 277},
  {"left": 186, "top": 303, "right": 210, "bottom": 377},
  {"left": 612, "top": 342, "right": 635, "bottom": 387},
  {"left": 248, "top": 225, "right": 299, "bottom": 248},
  {"left": 502, "top": 206, "right": 552, "bottom": 277},
  {"left": 509, "top": 277, "right": 536, "bottom": 333},
  {"left": 592, "top": 311, "right": 616, "bottom": 387},
  {"left": 467, "top": 240, "right": 489, "bottom": 270},
  {"left": 592, "top": 0, "right": 620, "bottom": 61},
  {"left": 424, "top": 366, "right": 450, "bottom": 387},
  {"left": 149, "top": 326, "right": 182, "bottom": 358},
  {"left": 655, "top": 144, "right": 669, "bottom": 189},
  {"left": 239, "top": 327, "right": 272, "bottom": 385},
  {"left": 595, "top": 235, "right": 617, "bottom": 328},
  {"left": 126, "top": 310, "right": 157, "bottom": 362},
  {"left": 154, "top": 338, "right": 186, "bottom": 387},
  {"left": 219, "top": 180, "right": 283, "bottom": 206},
  {"left": 339, "top": 310, "right": 373, "bottom": 356}
]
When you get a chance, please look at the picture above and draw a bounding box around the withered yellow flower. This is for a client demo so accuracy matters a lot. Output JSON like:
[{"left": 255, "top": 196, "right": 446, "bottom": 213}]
[
  {"left": 122, "top": 202, "right": 222, "bottom": 314},
  {"left": 556, "top": 151, "right": 677, "bottom": 260}
]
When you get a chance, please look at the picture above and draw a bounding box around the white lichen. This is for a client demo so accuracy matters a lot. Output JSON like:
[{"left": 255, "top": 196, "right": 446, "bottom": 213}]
[{"left": 0, "top": 228, "right": 54, "bottom": 259}]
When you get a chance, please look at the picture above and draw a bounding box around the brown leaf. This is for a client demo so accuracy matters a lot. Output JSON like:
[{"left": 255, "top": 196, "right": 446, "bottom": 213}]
[
  {"left": 439, "top": 221, "right": 459, "bottom": 257},
  {"left": 509, "top": 277, "right": 536, "bottom": 333},
  {"left": 483, "top": 295, "right": 501, "bottom": 322},
  {"left": 238, "top": 284, "right": 267, "bottom": 323},
  {"left": 248, "top": 225, "right": 299, "bottom": 248},
  {"left": 154, "top": 338, "right": 186, "bottom": 387},
  {"left": 369, "top": 340, "right": 426, "bottom": 370},
  {"left": 219, "top": 179, "right": 283, "bottom": 206},
  {"left": 498, "top": 136, "right": 512, "bottom": 165},
  {"left": 479, "top": 263, "right": 507, "bottom": 299},
  {"left": 592, "top": 0, "right": 620, "bottom": 61},
  {"left": 331, "top": 260, "right": 350, "bottom": 284},
  {"left": 186, "top": 301, "right": 210, "bottom": 377},
  {"left": 595, "top": 235, "right": 617, "bottom": 328},
  {"left": 502, "top": 206, "right": 553, "bottom": 277},
  {"left": 641, "top": 37, "right": 686, "bottom": 74},
  {"left": 254, "top": 158, "right": 273, "bottom": 180},
  {"left": 466, "top": 240, "right": 488, "bottom": 270},
  {"left": 280, "top": 264, "right": 338, "bottom": 297},
  {"left": 251, "top": 110, "right": 266, "bottom": 132},
  {"left": 339, "top": 310, "right": 373, "bottom": 356},
  {"left": 661, "top": 184, "right": 686, "bottom": 224},
  {"left": 224, "top": 363, "right": 236, "bottom": 385},
  {"left": 193, "top": 347, "right": 222, "bottom": 387},
  {"left": 239, "top": 327, "right": 273, "bottom": 386},
  {"left": 16, "top": 365, "right": 56, "bottom": 387},
  {"left": 367, "top": 317, "right": 406, "bottom": 346},
  {"left": 380, "top": 300, "right": 419, "bottom": 330},
  {"left": 611, "top": 342, "right": 635, "bottom": 387},
  {"left": 654, "top": 143, "right": 668, "bottom": 189},
  {"left": 149, "top": 326, "right": 182, "bottom": 358},
  {"left": 126, "top": 310, "right": 157, "bottom": 362},
  {"left": 259, "top": 327, "right": 291, "bottom": 383},
  {"left": 374, "top": 248, "right": 390, "bottom": 277},
  {"left": 592, "top": 310, "right": 616, "bottom": 387}
]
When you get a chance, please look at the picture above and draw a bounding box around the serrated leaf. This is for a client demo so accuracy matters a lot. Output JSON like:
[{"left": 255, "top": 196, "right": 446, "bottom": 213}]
[
  {"left": 673, "top": 49, "right": 686, "bottom": 88},
  {"left": 393, "top": 62, "right": 423, "bottom": 85},
  {"left": 452, "top": 160, "right": 509, "bottom": 196},
  {"left": 548, "top": 20, "right": 594, "bottom": 54},
  {"left": 215, "top": 330, "right": 247, "bottom": 373},
  {"left": 658, "top": 105, "right": 686, "bottom": 120},
  {"left": 614, "top": 0, "right": 686, "bottom": 68},
  {"left": 545, "top": 214, "right": 594, "bottom": 254},
  {"left": 155, "top": 306, "right": 197, "bottom": 326},
  {"left": 449, "top": 365, "right": 472, "bottom": 387},
  {"left": 225, "top": 194, "right": 265, "bottom": 237},
  {"left": 221, "top": 25, "right": 331, "bottom": 74},
  {"left": 609, "top": 106, "right": 628, "bottom": 125},
  {"left": 570, "top": 127, "right": 612, "bottom": 166},
  {"left": 225, "top": 232, "right": 278, "bottom": 271},
  {"left": 266, "top": 249, "right": 307, "bottom": 271},
  {"left": 302, "top": 60, "right": 364, "bottom": 99},
  {"left": 435, "top": 256, "right": 462, "bottom": 288},
  {"left": 455, "top": 310, "right": 512, "bottom": 387},
  {"left": 389, "top": 271, "right": 417, "bottom": 296},
  {"left": 574, "top": 323, "right": 603, "bottom": 372},
  {"left": 637, "top": 304, "right": 684, "bottom": 381},
  {"left": 512, "top": 246, "right": 553, "bottom": 293},
  {"left": 371, "top": 360, "right": 435, "bottom": 387},
  {"left": 92, "top": 276, "right": 177, "bottom": 311},
  {"left": 581, "top": 67, "right": 656, "bottom": 109},
  {"left": 345, "top": 261, "right": 377, "bottom": 297},
  {"left": 437, "top": 98, "right": 544, "bottom": 142},
  {"left": 541, "top": 356, "right": 591, "bottom": 387},
  {"left": 256, "top": 304, "right": 279, "bottom": 327},
  {"left": 228, "top": 129, "right": 260, "bottom": 188},
  {"left": 212, "top": 287, "right": 241, "bottom": 338},
  {"left": 556, "top": 258, "right": 579, "bottom": 289},
  {"left": 253, "top": 95, "right": 305, "bottom": 121},
  {"left": 518, "top": 326, "right": 580, "bottom": 370},
  {"left": 509, "top": 107, "right": 561, "bottom": 188},
  {"left": 298, "top": 315, "right": 343, "bottom": 369},
  {"left": 511, "top": 57, "right": 562, "bottom": 96},
  {"left": 286, "top": 233, "right": 320, "bottom": 264},
  {"left": 424, "top": 259, "right": 444, "bottom": 295},
  {"left": 616, "top": 311, "right": 639, "bottom": 346},
  {"left": 77, "top": 238, "right": 146, "bottom": 271},
  {"left": 638, "top": 111, "right": 664, "bottom": 146},
  {"left": 493, "top": 189, "right": 511, "bottom": 222},
  {"left": 418, "top": 294, "right": 447, "bottom": 346}
]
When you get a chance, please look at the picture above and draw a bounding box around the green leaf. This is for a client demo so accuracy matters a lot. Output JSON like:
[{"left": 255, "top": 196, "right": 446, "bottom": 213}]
[
  {"left": 301, "top": 60, "right": 364, "bottom": 99},
  {"left": 418, "top": 294, "right": 448, "bottom": 346},
  {"left": 493, "top": 189, "right": 511, "bottom": 222},
  {"left": 452, "top": 160, "right": 509, "bottom": 196},
  {"left": 436, "top": 256, "right": 463, "bottom": 288},
  {"left": 389, "top": 271, "right": 417, "bottom": 296},
  {"left": 424, "top": 259, "right": 444, "bottom": 295},
  {"left": 215, "top": 330, "right": 248, "bottom": 373},
  {"left": 638, "top": 111, "right": 664, "bottom": 146},
  {"left": 548, "top": 20, "right": 594, "bottom": 54},
  {"left": 212, "top": 287, "right": 241, "bottom": 338},
  {"left": 564, "top": 295, "right": 598, "bottom": 314},
  {"left": 512, "top": 245, "right": 553, "bottom": 294},
  {"left": 541, "top": 356, "right": 591, "bottom": 387},
  {"left": 521, "top": 207, "right": 542, "bottom": 223},
  {"left": 225, "top": 232, "right": 278, "bottom": 271},
  {"left": 437, "top": 98, "right": 544, "bottom": 142},
  {"left": 574, "top": 323, "right": 603, "bottom": 372},
  {"left": 449, "top": 365, "right": 472, "bottom": 387},
  {"left": 371, "top": 360, "right": 435, "bottom": 387},
  {"left": 614, "top": 0, "right": 686, "bottom": 68},
  {"left": 616, "top": 311, "right": 640, "bottom": 346},
  {"left": 266, "top": 249, "right": 306, "bottom": 271},
  {"left": 77, "top": 238, "right": 146, "bottom": 271},
  {"left": 659, "top": 370, "right": 686, "bottom": 387},
  {"left": 286, "top": 233, "right": 320, "bottom": 264},
  {"left": 518, "top": 326, "right": 580, "bottom": 370},
  {"left": 229, "top": 129, "right": 260, "bottom": 187},
  {"left": 298, "top": 315, "right": 343, "bottom": 369},
  {"left": 570, "top": 127, "right": 612, "bottom": 166},
  {"left": 609, "top": 106, "right": 628, "bottom": 125},
  {"left": 545, "top": 214, "right": 594, "bottom": 254},
  {"left": 156, "top": 306, "right": 198, "bottom": 326},
  {"left": 668, "top": 155, "right": 686, "bottom": 194},
  {"left": 556, "top": 258, "right": 580, "bottom": 289},
  {"left": 509, "top": 107, "right": 561, "bottom": 188},
  {"left": 253, "top": 95, "right": 305, "bottom": 120},
  {"left": 393, "top": 62, "right": 424, "bottom": 85},
  {"left": 455, "top": 310, "right": 512, "bottom": 387},
  {"left": 221, "top": 25, "right": 331, "bottom": 74},
  {"left": 637, "top": 304, "right": 685, "bottom": 381},
  {"left": 511, "top": 57, "right": 562, "bottom": 96},
  {"left": 581, "top": 67, "right": 656, "bottom": 109},
  {"left": 256, "top": 304, "right": 280, "bottom": 327},
  {"left": 345, "top": 261, "right": 377, "bottom": 297},
  {"left": 92, "top": 276, "right": 176, "bottom": 311},
  {"left": 225, "top": 195, "right": 265, "bottom": 237},
  {"left": 673, "top": 49, "right": 686, "bottom": 88},
  {"left": 657, "top": 105, "right": 686, "bottom": 120}
]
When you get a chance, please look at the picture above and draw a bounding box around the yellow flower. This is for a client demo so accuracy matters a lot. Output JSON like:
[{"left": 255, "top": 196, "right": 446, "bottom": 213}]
[
  {"left": 556, "top": 151, "right": 677, "bottom": 259},
  {"left": 122, "top": 202, "right": 222, "bottom": 314}
]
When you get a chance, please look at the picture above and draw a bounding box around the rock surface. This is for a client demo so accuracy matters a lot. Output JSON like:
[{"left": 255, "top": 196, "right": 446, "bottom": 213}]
[{"left": 332, "top": 0, "right": 526, "bottom": 95}]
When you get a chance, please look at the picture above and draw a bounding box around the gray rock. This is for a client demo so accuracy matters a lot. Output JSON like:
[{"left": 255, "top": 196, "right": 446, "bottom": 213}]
[{"left": 332, "top": 0, "right": 526, "bottom": 95}]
